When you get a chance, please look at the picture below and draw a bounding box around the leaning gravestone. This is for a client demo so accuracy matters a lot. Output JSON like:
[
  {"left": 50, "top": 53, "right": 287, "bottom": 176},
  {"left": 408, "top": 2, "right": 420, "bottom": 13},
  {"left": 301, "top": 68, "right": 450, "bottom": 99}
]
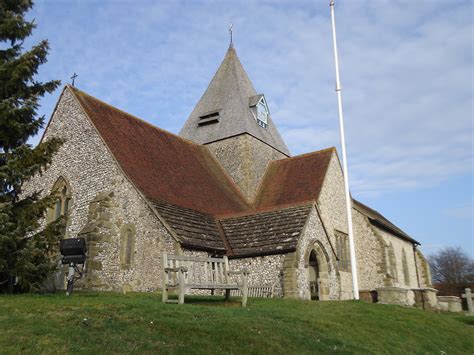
[{"left": 461, "top": 288, "right": 474, "bottom": 315}]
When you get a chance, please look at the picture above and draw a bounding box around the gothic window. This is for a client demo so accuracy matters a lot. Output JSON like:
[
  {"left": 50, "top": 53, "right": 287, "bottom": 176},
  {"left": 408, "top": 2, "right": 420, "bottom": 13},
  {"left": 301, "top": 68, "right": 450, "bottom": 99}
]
[
  {"left": 120, "top": 226, "right": 135, "bottom": 269},
  {"left": 48, "top": 177, "right": 72, "bottom": 224},
  {"left": 335, "top": 230, "right": 350, "bottom": 271},
  {"left": 402, "top": 248, "right": 410, "bottom": 286}
]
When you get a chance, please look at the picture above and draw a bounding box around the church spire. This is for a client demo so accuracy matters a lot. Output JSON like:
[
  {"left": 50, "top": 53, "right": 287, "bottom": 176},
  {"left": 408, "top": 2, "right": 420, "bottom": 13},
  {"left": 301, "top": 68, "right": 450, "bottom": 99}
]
[{"left": 179, "top": 45, "right": 290, "bottom": 156}]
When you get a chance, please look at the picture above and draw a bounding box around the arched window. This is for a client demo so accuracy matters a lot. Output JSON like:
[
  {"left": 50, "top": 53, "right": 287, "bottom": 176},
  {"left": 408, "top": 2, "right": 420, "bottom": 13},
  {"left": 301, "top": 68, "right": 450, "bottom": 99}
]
[
  {"left": 120, "top": 226, "right": 135, "bottom": 269},
  {"left": 48, "top": 177, "right": 72, "bottom": 223},
  {"left": 402, "top": 249, "right": 410, "bottom": 286},
  {"left": 335, "top": 230, "right": 350, "bottom": 271}
]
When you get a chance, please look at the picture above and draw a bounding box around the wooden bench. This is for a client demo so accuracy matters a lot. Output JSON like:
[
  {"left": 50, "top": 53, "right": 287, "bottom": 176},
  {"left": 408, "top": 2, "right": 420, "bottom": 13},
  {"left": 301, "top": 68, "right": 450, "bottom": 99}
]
[
  {"left": 162, "top": 253, "right": 249, "bottom": 307},
  {"left": 230, "top": 284, "right": 275, "bottom": 298}
]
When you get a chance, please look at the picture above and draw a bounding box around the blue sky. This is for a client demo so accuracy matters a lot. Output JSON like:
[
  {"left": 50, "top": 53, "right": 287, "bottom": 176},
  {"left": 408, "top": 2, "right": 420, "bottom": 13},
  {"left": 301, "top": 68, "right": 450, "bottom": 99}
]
[{"left": 26, "top": 0, "right": 473, "bottom": 257}]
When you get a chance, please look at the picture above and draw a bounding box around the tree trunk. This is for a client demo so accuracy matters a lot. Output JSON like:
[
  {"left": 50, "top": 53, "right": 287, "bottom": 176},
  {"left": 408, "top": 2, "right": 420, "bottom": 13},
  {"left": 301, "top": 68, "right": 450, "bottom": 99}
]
[{"left": 7, "top": 276, "right": 14, "bottom": 294}]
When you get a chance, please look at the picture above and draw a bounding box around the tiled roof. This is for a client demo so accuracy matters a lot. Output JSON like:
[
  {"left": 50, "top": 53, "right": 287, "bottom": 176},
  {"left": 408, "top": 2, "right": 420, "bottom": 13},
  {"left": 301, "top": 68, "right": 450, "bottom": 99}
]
[
  {"left": 67, "top": 85, "right": 332, "bottom": 255},
  {"left": 255, "top": 148, "right": 334, "bottom": 209},
  {"left": 353, "top": 199, "right": 419, "bottom": 245},
  {"left": 151, "top": 200, "right": 225, "bottom": 252},
  {"left": 70, "top": 86, "right": 249, "bottom": 216},
  {"left": 220, "top": 204, "right": 313, "bottom": 257},
  {"left": 68, "top": 85, "right": 410, "bottom": 256}
]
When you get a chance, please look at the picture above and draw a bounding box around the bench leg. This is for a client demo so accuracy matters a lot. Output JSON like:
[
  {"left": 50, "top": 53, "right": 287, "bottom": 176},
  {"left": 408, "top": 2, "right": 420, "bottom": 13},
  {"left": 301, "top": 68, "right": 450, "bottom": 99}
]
[
  {"left": 178, "top": 270, "right": 185, "bottom": 305},
  {"left": 162, "top": 286, "right": 168, "bottom": 303},
  {"left": 178, "top": 286, "right": 185, "bottom": 304},
  {"left": 162, "top": 270, "right": 168, "bottom": 303},
  {"left": 225, "top": 289, "right": 231, "bottom": 301},
  {"left": 242, "top": 277, "right": 248, "bottom": 307}
]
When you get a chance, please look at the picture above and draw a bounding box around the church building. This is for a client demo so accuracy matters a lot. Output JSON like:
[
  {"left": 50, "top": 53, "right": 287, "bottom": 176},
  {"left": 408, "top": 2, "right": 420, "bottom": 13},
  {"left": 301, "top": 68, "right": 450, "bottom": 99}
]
[{"left": 25, "top": 44, "right": 433, "bottom": 303}]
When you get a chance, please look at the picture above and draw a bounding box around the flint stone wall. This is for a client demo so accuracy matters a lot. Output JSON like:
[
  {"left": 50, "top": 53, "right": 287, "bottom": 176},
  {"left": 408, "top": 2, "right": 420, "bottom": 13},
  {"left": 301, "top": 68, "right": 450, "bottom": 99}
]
[
  {"left": 229, "top": 254, "right": 285, "bottom": 297},
  {"left": 23, "top": 87, "right": 179, "bottom": 292},
  {"left": 352, "top": 208, "right": 386, "bottom": 290},
  {"left": 376, "top": 228, "right": 419, "bottom": 288},
  {"left": 317, "top": 152, "right": 348, "bottom": 241},
  {"left": 206, "top": 134, "right": 287, "bottom": 201}
]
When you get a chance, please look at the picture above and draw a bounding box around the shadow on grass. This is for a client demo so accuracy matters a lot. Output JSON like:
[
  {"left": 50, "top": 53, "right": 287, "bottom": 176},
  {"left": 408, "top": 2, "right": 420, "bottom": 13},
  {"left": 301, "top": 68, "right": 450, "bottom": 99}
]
[
  {"left": 455, "top": 316, "right": 474, "bottom": 326},
  {"left": 73, "top": 292, "right": 101, "bottom": 298},
  {"left": 167, "top": 295, "right": 244, "bottom": 307}
]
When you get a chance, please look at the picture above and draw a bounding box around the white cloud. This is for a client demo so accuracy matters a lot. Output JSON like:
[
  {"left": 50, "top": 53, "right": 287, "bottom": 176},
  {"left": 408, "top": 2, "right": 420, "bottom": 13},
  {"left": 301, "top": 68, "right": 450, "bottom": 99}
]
[{"left": 29, "top": 0, "right": 473, "bottom": 199}]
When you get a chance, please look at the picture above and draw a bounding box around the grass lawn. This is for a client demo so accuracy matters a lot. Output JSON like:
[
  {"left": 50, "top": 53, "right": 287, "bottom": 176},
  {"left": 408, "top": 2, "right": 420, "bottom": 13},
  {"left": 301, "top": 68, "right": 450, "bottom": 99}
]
[{"left": 0, "top": 292, "right": 472, "bottom": 354}]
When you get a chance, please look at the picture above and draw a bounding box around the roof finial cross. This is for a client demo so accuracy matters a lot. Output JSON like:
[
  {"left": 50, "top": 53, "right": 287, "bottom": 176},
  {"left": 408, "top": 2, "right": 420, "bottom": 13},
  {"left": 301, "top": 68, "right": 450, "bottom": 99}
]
[
  {"left": 229, "top": 23, "right": 233, "bottom": 47},
  {"left": 70, "top": 72, "right": 78, "bottom": 87}
]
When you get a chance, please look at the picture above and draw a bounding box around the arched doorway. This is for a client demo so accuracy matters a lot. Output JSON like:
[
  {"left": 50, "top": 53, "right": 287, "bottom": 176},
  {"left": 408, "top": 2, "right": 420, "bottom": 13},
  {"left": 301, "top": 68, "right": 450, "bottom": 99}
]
[
  {"left": 305, "top": 242, "right": 330, "bottom": 300},
  {"left": 309, "top": 250, "right": 320, "bottom": 300}
]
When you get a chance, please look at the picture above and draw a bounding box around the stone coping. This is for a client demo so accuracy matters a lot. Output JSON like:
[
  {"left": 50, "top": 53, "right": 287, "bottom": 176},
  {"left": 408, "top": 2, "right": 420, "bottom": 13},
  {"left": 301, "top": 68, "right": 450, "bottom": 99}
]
[
  {"left": 437, "top": 296, "right": 461, "bottom": 301},
  {"left": 376, "top": 286, "right": 410, "bottom": 291},
  {"left": 412, "top": 287, "right": 438, "bottom": 292}
]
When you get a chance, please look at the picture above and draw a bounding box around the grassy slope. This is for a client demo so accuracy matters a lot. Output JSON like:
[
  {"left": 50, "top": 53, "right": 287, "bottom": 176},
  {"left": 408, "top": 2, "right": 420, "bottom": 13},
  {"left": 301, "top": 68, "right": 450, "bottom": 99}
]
[{"left": 0, "top": 292, "right": 472, "bottom": 354}]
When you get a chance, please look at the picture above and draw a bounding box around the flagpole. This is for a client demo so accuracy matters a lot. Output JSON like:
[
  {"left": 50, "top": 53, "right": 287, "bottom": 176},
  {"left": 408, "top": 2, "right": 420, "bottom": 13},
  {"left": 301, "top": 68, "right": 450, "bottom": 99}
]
[{"left": 329, "top": 0, "right": 359, "bottom": 300}]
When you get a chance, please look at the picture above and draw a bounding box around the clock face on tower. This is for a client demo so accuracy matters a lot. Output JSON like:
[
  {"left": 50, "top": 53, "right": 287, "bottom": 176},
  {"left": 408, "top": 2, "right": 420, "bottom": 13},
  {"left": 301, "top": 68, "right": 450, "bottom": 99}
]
[{"left": 256, "top": 98, "right": 268, "bottom": 128}]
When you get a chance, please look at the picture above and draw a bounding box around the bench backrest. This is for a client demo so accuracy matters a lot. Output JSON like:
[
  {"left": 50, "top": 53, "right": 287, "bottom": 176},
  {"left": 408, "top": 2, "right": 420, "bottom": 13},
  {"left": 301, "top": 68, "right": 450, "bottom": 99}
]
[
  {"left": 163, "top": 254, "right": 230, "bottom": 286},
  {"left": 230, "top": 285, "right": 275, "bottom": 298}
]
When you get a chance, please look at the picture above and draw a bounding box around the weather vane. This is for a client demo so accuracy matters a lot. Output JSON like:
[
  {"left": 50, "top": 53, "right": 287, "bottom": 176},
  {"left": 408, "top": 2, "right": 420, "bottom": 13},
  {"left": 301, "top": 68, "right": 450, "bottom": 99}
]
[
  {"left": 70, "top": 72, "right": 78, "bottom": 87},
  {"left": 229, "top": 23, "right": 233, "bottom": 46}
]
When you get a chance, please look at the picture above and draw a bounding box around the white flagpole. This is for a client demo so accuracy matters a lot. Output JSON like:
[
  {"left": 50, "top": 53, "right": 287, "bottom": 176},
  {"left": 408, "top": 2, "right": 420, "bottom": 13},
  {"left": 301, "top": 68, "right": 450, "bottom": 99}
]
[{"left": 329, "top": 0, "right": 359, "bottom": 300}]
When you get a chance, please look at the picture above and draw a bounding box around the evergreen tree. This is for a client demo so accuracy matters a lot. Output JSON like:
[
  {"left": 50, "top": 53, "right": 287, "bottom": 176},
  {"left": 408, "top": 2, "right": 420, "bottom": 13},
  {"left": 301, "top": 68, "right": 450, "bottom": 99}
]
[{"left": 0, "top": 0, "right": 63, "bottom": 293}]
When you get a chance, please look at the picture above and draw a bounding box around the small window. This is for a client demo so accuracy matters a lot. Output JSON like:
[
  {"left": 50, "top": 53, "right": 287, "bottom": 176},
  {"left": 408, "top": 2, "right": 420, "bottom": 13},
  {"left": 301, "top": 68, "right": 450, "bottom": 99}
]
[
  {"left": 123, "top": 230, "right": 133, "bottom": 265},
  {"left": 198, "top": 111, "right": 220, "bottom": 126},
  {"left": 335, "top": 230, "right": 350, "bottom": 271},
  {"left": 120, "top": 226, "right": 135, "bottom": 269}
]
